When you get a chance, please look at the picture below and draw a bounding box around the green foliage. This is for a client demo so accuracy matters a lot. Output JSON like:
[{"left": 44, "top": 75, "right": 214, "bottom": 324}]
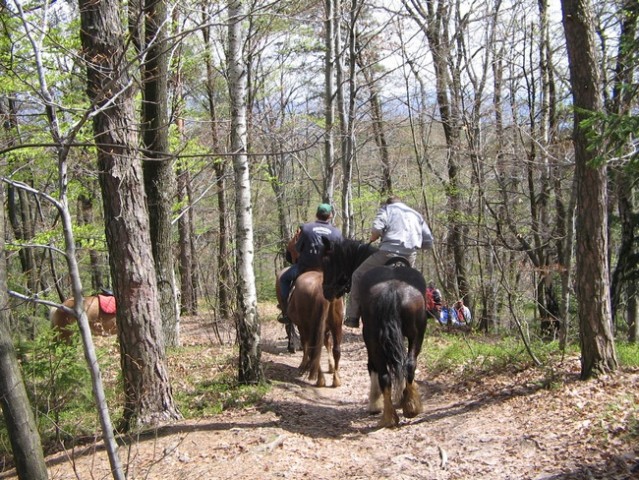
[
  {"left": 2, "top": 328, "right": 122, "bottom": 455},
  {"left": 582, "top": 109, "right": 639, "bottom": 171},
  {"left": 14, "top": 329, "right": 92, "bottom": 441}
]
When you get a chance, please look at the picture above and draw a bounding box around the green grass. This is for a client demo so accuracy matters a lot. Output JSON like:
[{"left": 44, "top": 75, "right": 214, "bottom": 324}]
[
  {"left": 168, "top": 344, "right": 270, "bottom": 417},
  {"left": 422, "top": 327, "right": 581, "bottom": 378},
  {"left": 616, "top": 341, "right": 639, "bottom": 368}
]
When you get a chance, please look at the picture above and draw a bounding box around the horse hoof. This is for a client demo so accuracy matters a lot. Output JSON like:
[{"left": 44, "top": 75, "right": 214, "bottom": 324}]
[{"left": 378, "top": 415, "right": 399, "bottom": 429}]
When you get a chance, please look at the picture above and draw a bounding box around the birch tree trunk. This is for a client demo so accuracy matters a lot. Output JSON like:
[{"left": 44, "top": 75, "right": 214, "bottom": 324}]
[
  {"left": 227, "top": 0, "right": 262, "bottom": 384},
  {"left": 561, "top": 0, "right": 618, "bottom": 378}
]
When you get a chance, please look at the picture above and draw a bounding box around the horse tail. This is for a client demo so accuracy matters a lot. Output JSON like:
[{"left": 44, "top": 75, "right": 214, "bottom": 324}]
[
  {"left": 304, "top": 299, "right": 328, "bottom": 381},
  {"left": 374, "top": 288, "right": 405, "bottom": 387}
]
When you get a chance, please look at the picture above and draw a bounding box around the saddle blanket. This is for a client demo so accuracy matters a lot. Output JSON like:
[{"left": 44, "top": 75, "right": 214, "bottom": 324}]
[{"left": 97, "top": 294, "right": 117, "bottom": 315}]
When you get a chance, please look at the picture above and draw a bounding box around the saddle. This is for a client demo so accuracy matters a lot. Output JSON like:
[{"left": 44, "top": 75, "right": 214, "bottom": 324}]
[{"left": 384, "top": 256, "right": 411, "bottom": 268}]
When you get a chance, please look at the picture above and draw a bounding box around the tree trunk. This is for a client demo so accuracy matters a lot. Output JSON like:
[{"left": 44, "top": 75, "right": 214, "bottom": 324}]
[
  {"left": 323, "top": 0, "right": 336, "bottom": 202},
  {"left": 77, "top": 194, "right": 105, "bottom": 291},
  {"left": 7, "top": 184, "right": 39, "bottom": 293},
  {"left": 0, "top": 183, "right": 48, "bottom": 480},
  {"left": 79, "top": 0, "right": 182, "bottom": 428},
  {"left": 203, "top": 17, "right": 233, "bottom": 321},
  {"left": 142, "top": 0, "right": 180, "bottom": 347},
  {"left": 608, "top": 0, "right": 638, "bottom": 342},
  {"left": 228, "top": 0, "right": 263, "bottom": 384},
  {"left": 561, "top": 0, "right": 617, "bottom": 378},
  {"left": 173, "top": 51, "right": 198, "bottom": 316},
  {"left": 403, "top": 0, "right": 471, "bottom": 306}
]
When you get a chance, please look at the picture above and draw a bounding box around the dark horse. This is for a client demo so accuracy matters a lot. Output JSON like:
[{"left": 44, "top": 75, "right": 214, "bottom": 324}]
[{"left": 321, "top": 238, "right": 428, "bottom": 427}]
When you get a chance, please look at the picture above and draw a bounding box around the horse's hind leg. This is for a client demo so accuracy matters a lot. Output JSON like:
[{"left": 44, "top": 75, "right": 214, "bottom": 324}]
[
  {"left": 328, "top": 328, "right": 343, "bottom": 388},
  {"left": 368, "top": 371, "right": 383, "bottom": 414},
  {"left": 401, "top": 342, "right": 424, "bottom": 418},
  {"left": 379, "top": 386, "right": 399, "bottom": 428},
  {"left": 401, "top": 381, "right": 423, "bottom": 418},
  {"left": 286, "top": 321, "right": 299, "bottom": 353},
  {"left": 324, "top": 331, "right": 335, "bottom": 373}
]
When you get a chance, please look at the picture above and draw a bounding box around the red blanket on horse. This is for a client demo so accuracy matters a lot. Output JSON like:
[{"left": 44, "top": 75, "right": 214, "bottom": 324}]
[{"left": 98, "top": 294, "right": 117, "bottom": 315}]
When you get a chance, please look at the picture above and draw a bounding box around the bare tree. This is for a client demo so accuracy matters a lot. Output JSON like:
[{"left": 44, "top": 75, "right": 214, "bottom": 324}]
[
  {"left": 607, "top": 0, "right": 639, "bottom": 343},
  {"left": 561, "top": 0, "right": 617, "bottom": 378},
  {"left": 323, "top": 0, "right": 337, "bottom": 203},
  {"left": 402, "top": 0, "right": 471, "bottom": 306},
  {"left": 202, "top": 8, "right": 234, "bottom": 322}
]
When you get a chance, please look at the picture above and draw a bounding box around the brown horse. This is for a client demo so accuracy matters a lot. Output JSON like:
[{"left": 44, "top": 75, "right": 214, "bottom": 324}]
[
  {"left": 286, "top": 270, "right": 344, "bottom": 387},
  {"left": 50, "top": 295, "right": 117, "bottom": 343}
]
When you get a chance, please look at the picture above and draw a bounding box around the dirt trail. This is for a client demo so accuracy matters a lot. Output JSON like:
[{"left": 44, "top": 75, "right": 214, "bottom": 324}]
[{"left": 7, "top": 315, "right": 639, "bottom": 480}]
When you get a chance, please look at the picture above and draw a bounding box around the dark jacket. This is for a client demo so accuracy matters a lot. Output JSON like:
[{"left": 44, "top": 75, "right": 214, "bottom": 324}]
[{"left": 296, "top": 220, "right": 342, "bottom": 273}]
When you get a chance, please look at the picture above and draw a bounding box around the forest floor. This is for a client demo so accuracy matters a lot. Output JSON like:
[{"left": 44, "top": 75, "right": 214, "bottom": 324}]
[{"left": 3, "top": 305, "right": 639, "bottom": 480}]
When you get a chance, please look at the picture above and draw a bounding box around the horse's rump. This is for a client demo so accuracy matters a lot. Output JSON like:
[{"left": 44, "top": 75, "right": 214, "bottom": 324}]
[
  {"left": 51, "top": 295, "right": 118, "bottom": 343},
  {"left": 363, "top": 286, "right": 405, "bottom": 383},
  {"left": 360, "top": 264, "right": 427, "bottom": 426},
  {"left": 289, "top": 271, "right": 327, "bottom": 375},
  {"left": 288, "top": 270, "right": 343, "bottom": 387}
]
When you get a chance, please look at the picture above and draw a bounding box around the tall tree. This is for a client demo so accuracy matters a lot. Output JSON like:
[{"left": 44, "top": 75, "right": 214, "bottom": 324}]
[
  {"left": 323, "top": 0, "right": 336, "bottom": 203},
  {"left": 227, "top": 0, "right": 262, "bottom": 384},
  {"left": 608, "top": 0, "right": 639, "bottom": 343},
  {"left": 202, "top": 10, "right": 234, "bottom": 321},
  {"left": 79, "top": 0, "right": 182, "bottom": 427},
  {"left": 561, "top": 0, "right": 617, "bottom": 378},
  {"left": 142, "top": 0, "right": 180, "bottom": 347},
  {"left": 402, "top": 0, "right": 471, "bottom": 306},
  {"left": 0, "top": 184, "right": 48, "bottom": 480}
]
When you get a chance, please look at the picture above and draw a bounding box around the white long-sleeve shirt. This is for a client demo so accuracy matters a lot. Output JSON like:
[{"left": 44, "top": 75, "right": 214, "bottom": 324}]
[{"left": 371, "top": 201, "right": 433, "bottom": 256}]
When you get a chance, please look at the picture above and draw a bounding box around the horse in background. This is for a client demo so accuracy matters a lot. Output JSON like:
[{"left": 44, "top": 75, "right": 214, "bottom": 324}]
[
  {"left": 321, "top": 238, "right": 428, "bottom": 427},
  {"left": 50, "top": 294, "right": 117, "bottom": 343}
]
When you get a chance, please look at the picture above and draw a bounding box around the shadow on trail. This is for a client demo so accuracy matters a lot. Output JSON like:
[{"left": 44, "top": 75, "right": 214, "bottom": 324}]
[
  {"left": 26, "top": 416, "right": 282, "bottom": 475},
  {"left": 413, "top": 372, "right": 580, "bottom": 426}
]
